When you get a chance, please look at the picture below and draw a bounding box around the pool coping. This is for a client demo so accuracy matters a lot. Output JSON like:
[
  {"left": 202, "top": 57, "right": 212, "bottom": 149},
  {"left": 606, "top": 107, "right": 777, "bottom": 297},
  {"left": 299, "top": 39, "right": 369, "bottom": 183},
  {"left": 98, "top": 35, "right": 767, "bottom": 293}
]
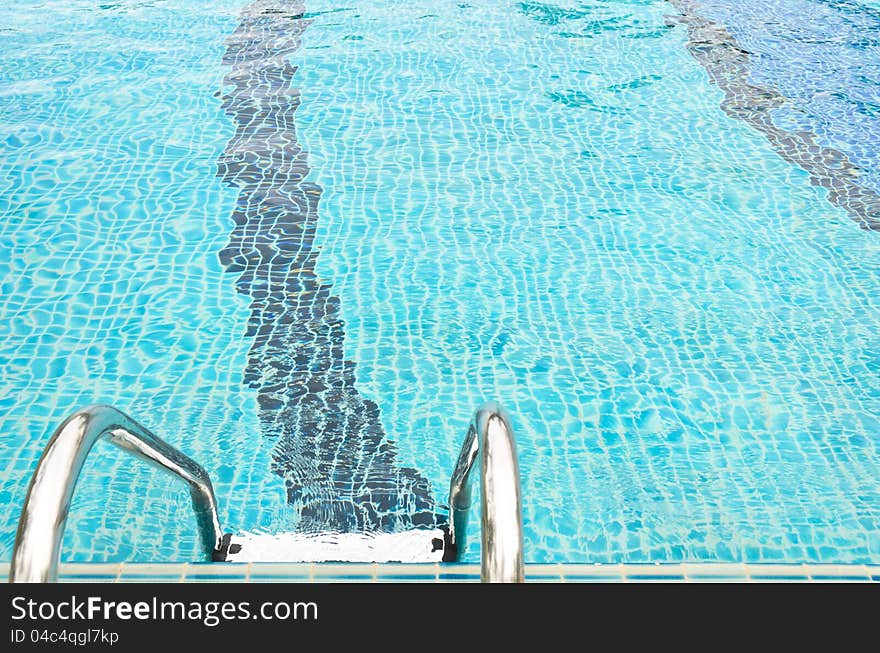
[{"left": 1, "top": 562, "right": 878, "bottom": 582}]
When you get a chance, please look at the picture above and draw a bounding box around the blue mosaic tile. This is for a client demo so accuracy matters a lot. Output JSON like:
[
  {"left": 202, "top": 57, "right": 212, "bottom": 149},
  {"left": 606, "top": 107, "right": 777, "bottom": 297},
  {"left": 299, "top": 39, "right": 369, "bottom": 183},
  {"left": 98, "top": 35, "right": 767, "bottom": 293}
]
[{"left": 0, "top": 0, "right": 878, "bottom": 568}]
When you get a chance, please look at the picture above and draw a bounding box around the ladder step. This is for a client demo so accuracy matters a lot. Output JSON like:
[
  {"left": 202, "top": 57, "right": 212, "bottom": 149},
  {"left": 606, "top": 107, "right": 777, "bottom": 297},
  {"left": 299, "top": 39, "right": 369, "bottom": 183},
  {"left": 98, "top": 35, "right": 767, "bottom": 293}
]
[{"left": 220, "top": 529, "right": 447, "bottom": 563}]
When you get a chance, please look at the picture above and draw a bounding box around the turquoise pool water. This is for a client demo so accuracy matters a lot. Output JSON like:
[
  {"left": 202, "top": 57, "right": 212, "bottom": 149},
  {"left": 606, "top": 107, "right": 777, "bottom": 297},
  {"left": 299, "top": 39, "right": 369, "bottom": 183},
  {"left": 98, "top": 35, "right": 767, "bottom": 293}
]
[
  {"left": 0, "top": 0, "right": 287, "bottom": 562},
  {"left": 1, "top": 0, "right": 879, "bottom": 564}
]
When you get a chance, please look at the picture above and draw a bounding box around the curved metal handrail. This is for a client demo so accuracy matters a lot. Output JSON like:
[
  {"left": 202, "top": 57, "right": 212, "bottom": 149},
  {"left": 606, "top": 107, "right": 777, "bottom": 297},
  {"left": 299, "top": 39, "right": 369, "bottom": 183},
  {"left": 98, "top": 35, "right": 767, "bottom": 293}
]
[
  {"left": 447, "top": 402, "right": 524, "bottom": 582},
  {"left": 9, "top": 405, "right": 223, "bottom": 583}
]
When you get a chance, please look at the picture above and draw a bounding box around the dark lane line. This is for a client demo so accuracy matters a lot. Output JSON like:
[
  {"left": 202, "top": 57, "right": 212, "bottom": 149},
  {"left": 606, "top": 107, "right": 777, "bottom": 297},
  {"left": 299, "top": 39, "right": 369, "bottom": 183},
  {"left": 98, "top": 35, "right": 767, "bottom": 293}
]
[
  {"left": 217, "top": 0, "right": 440, "bottom": 532},
  {"left": 668, "top": 0, "right": 880, "bottom": 231}
]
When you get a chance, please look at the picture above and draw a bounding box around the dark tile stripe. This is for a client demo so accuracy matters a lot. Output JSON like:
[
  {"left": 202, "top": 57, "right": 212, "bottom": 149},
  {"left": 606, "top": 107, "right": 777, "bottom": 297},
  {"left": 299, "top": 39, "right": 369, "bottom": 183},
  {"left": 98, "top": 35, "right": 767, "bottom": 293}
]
[
  {"left": 217, "top": 0, "right": 440, "bottom": 532},
  {"left": 668, "top": 0, "right": 880, "bottom": 231}
]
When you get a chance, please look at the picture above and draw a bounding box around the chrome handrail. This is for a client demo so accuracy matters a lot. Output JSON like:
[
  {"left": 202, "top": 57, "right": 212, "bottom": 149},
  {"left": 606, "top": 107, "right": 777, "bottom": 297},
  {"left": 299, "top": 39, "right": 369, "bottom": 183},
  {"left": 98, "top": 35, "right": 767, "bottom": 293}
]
[
  {"left": 447, "top": 402, "right": 524, "bottom": 582},
  {"left": 9, "top": 405, "right": 223, "bottom": 583}
]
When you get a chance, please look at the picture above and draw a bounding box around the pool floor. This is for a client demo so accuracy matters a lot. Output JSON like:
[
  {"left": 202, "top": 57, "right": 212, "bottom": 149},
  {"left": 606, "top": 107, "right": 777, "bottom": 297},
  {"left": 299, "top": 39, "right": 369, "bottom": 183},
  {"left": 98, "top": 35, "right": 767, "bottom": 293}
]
[{"left": 1, "top": 0, "right": 879, "bottom": 568}]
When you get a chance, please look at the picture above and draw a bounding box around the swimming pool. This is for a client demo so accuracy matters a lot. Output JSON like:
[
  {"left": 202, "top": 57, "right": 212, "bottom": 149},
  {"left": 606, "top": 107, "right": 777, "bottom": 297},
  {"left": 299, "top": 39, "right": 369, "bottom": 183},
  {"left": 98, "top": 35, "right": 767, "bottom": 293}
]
[{"left": 1, "top": 0, "right": 878, "bottom": 566}]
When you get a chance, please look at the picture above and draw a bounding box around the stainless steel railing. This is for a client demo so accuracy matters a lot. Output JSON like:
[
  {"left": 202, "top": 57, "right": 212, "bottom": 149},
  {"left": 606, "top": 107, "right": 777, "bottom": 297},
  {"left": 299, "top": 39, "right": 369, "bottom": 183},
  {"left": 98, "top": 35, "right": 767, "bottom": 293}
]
[
  {"left": 446, "top": 402, "right": 524, "bottom": 582},
  {"left": 9, "top": 405, "right": 223, "bottom": 583}
]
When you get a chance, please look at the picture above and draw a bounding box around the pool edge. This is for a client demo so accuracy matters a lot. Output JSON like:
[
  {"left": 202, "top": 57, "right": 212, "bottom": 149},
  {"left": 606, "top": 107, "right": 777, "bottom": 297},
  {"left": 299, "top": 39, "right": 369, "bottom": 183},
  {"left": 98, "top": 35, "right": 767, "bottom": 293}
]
[{"left": 1, "top": 562, "right": 877, "bottom": 583}]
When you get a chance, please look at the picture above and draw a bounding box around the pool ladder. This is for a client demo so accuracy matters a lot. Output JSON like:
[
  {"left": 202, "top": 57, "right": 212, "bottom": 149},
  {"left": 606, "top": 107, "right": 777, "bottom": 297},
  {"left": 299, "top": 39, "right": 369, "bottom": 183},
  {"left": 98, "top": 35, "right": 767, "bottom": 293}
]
[
  {"left": 8, "top": 403, "right": 523, "bottom": 583},
  {"left": 444, "top": 402, "right": 524, "bottom": 582}
]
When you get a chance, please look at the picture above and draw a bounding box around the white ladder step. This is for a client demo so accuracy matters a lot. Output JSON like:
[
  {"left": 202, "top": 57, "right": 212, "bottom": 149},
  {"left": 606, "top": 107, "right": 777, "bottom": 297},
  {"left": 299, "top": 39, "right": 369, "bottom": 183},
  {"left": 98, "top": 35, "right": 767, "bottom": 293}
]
[{"left": 221, "top": 529, "right": 447, "bottom": 563}]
